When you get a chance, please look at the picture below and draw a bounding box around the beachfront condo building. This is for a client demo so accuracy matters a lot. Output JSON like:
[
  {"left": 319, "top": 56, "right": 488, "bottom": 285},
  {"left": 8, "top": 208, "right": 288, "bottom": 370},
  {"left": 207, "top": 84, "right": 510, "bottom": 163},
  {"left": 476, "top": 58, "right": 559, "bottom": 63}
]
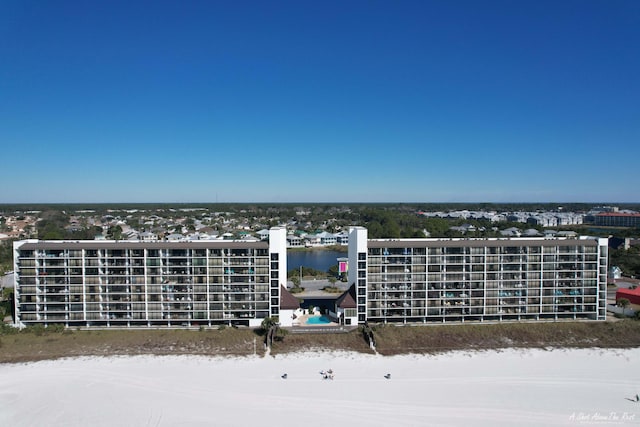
[
  {"left": 12, "top": 225, "right": 608, "bottom": 328},
  {"left": 347, "top": 227, "right": 608, "bottom": 324},
  {"left": 12, "top": 227, "right": 287, "bottom": 328}
]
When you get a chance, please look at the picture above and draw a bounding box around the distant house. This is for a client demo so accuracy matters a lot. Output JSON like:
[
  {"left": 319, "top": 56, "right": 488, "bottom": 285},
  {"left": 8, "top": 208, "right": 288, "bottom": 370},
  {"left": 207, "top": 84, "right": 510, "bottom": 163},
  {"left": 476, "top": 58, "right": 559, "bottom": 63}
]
[
  {"left": 500, "top": 227, "right": 521, "bottom": 237},
  {"left": 449, "top": 224, "right": 476, "bottom": 234},
  {"left": 193, "top": 231, "right": 219, "bottom": 240},
  {"left": 507, "top": 213, "right": 527, "bottom": 223},
  {"left": 527, "top": 215, "right": 558, "bottom": 227},
  {"left": 140, "top": 231, "right": 158, "bottom": 241},
  {"left": 610, "top": 266, "right": 623, "bottom": 279},
  {"left": 316, "top": 231, "right": 337, "bottom": 246},
  {"left": 125, "top": 230, "right": 139, "bottom": 240},
  {"left": 556, "top": 231, "right": 577, "bottom": 238},
  {"left": 335, "top": 231, "right": 349, "bottom": 245},
  {"left": 287, "top": 235, "right": 303, "bottom": 247},
  {"left": 304, "top": 235, "right": 321, "bottom": 247},
  {"left": 256, "top": 229, "right": 270, "bottom": 240},
  {"left": 166, "top": 233, "right": 185, "bottom": 241}
]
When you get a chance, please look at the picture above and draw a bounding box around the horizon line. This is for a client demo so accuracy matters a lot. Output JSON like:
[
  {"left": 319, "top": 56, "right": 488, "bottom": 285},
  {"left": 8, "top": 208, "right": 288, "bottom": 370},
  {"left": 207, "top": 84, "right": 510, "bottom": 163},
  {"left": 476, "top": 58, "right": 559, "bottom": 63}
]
[{"left": 1, "top": 201, "right": 639, "bottom": 206}]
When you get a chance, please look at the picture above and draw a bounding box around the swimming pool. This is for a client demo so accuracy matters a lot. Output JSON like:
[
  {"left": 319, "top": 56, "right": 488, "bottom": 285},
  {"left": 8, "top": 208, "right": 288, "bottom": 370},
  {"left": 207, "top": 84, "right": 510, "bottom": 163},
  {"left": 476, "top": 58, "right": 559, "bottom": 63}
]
[{"left": 306, "top": 315, "right": 331, "bottom": 325}]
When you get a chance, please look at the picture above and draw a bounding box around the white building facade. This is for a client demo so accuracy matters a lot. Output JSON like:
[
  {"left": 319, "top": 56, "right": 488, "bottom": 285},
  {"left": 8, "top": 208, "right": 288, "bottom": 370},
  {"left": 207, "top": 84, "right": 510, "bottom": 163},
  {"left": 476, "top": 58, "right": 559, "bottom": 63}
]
[
  {"left": 348, "top": 227, "right": 608, "bottom": 324},
  {"left": 12, "top": 224, "right": 608, "bottom": 329},
  {"left": 13, "top": 227, "right": 287, "bottom": 328}
]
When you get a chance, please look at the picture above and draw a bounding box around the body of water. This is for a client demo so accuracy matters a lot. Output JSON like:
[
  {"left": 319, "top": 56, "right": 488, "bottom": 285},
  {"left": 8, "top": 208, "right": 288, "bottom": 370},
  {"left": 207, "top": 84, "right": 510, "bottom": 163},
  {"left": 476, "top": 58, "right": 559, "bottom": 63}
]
[{"left": 287, "top": 250, "right": 346, "bottom": 273}]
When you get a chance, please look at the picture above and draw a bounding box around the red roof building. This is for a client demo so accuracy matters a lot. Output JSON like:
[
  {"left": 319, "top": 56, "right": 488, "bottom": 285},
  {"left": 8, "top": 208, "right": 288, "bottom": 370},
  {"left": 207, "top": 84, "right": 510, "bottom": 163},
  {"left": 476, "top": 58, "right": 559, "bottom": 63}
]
[
  {"left": 279, "top": 286, "right": 301, "bottom": 310},
  {"left": 615, "top": 287, "right": 640, "bottom": 305}
]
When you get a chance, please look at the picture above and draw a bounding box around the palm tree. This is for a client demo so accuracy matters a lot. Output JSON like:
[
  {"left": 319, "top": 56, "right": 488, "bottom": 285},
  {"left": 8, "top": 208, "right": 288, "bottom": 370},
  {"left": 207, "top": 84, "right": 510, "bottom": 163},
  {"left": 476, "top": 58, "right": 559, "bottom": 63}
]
[
  {"left": 261, "top": 316, "right": 280, "bottom": 347},
  {"left": 261, "top": 316, "right": 278, "bottom": 331}
]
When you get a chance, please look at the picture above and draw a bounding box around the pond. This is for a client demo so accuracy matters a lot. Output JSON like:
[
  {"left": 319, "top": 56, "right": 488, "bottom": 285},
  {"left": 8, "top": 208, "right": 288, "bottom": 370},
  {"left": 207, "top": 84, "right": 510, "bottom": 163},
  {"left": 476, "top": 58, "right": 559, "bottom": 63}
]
[{"left": 287, "top": 250, "right": 346, "bottom": 273}]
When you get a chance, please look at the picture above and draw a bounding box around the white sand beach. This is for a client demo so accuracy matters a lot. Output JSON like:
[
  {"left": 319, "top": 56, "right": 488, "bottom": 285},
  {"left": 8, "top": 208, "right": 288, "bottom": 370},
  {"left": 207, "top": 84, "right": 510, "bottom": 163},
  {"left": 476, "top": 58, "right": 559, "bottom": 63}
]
[{"left": 1, "top": 348, "right": 638, "bottom": 427}]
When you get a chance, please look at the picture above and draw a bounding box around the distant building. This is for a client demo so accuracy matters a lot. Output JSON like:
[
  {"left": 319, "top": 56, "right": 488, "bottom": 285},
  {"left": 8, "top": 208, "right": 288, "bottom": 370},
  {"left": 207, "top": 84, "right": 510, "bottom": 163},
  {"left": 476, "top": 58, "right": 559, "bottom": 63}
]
[
  {"left": 140, "top": 231, "right": 158, "bottom": 241},
  {"left": 609, "top": 266, "right": 622, "bottom": 279},
  {"left": 616, "top": 287, "right": 640, "bottom": 305},
  {"left": 500, "top": 227, "right": 521, "bottom": 237},
  {"left": 256, "top": 229, "right": 270, "bottom": 240},
  {"left": 286, "top": 235, "right": 304, "bottom": 247},
  {"left": 594, "top": 212, "right": 640, "bottom": 228},
  {"left": 316, "top": 231, "right": 337, "bottom": 246},
  {"left": 335, "top": 231, "right": 349, "bottom": 245}
]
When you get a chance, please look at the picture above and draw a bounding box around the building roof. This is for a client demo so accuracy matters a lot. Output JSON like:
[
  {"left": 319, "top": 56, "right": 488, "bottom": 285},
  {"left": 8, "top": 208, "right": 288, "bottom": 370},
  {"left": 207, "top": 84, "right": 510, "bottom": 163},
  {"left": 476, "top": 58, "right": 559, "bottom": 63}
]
[
  {"left": 15, "top": 239, "right": 269, "bottom": 250},
  {"left": 335, "top": 284, "right": 357, "bottom": 309},
  {"left": 280, "top": 285, "right": 300, "bottom": 310},
  {"left": 617, "top": 287, "right": 640, "bottom": 295},
  {"left": 313, "top": 231, "right": 336, "bottom": 239},
  {"left": 615, "top": 287, "right": 640, "bottom": 304},
  {"left": 366, "top": 237, "right": 600, "bottom": 249}
]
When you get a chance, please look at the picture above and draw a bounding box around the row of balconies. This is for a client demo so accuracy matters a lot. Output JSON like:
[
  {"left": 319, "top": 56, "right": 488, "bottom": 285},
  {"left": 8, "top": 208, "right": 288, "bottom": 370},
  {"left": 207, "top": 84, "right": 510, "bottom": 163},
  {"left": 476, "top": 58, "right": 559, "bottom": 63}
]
[
  {"left": 17, "top": 285, "right": 270, "bottom": 297},
  {"left": 367, "top": 304, "right": 597, "bottom": 317},
  {"left": 368, "top": 254, "right": 598, "bottom": 265},
  {"left": 22, "top": 251, "right": 269, "bottom": 261},
  {"left": 18, "top": 276, "right": 271, "bottom": 288},
  {"left": 18, "top": 311, "right": 273, "bottom": 322},
  {"left": 366, "top": 294, "right": 596, "bottom": 305},
  {"left": 19, "top": 303, "right": 271, "bottom": 313},
  {"left": 28, "top": 269, "right": 270, "bottom": 276}
]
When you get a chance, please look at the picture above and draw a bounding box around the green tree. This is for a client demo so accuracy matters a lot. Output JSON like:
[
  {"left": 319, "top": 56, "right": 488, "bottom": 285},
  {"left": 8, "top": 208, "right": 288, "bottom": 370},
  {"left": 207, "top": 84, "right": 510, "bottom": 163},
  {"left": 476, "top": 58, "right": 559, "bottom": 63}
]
[
  {"left": 610, "top": 247, "right": 640, "bottom": 279},
  {"left": 0, "top": 240, "right": 15, "bottom": 274},
  {"left": 261, "top": 316, "right": 278, "bottom": 331},
  {"left": 107, "top": 225, "right": 123, "bottom": 240},
  {"left": 617, "top": 298, "right": 631, "bottom": 316},
  {"left": 291, "top": 275, "right": 301, "bottom": 288},
  {"left": 327, "top": 264, "right": 339, "bottom": 277}
]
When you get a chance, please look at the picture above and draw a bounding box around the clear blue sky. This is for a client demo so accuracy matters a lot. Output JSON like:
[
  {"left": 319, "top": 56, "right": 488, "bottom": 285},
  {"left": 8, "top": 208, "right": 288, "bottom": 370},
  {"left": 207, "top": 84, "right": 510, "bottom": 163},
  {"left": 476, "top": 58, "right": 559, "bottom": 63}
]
[{"left": 1, "top": 0, "right": 638, "bottom": 203}]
